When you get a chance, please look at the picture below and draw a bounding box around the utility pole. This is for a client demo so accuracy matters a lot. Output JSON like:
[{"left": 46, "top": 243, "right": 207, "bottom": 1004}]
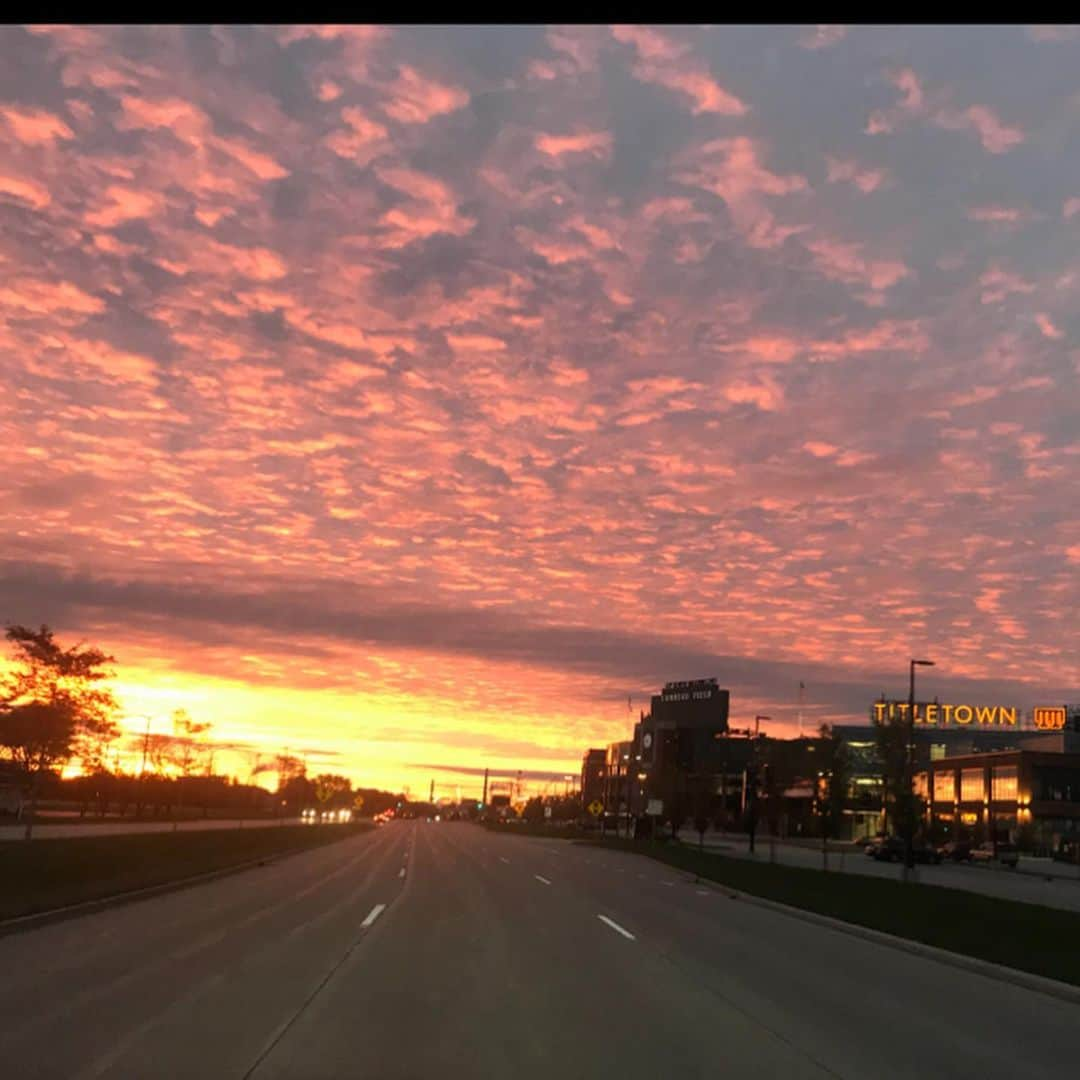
[
  {"left": 905, "top": 659, "right": 935, "bottom": 879},
  {"left": 429, "top": 778, "right": 435, "bottom": 804},
  {"left": 798, "top": 681, "right": 806, "bottom": 738},
  {"left": 481, "top": 768, "right": 489, "bottom": 808}
]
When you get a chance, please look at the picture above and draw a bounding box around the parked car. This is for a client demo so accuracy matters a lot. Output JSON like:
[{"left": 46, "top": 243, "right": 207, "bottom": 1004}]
[
  {"left": 862, "top": 835, "right": 887, "bottom": 856},
  {"left": 911, "top": 841, "right": 942, "bottom": 865},
  {"left": 1052, "top": 838, "right": 1080, "bottom": 864},
  {"left": 869, "top": 836, "right": 905, "bottom": 862},
  {"left": 938, "top": 840, "right": 974, "bottom": 862},
  {"left": 971, "top": 841, "right": 1018, "bottom": 868}
]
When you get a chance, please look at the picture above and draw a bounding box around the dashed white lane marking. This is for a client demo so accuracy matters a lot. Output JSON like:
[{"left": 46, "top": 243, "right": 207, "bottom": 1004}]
[
  {"left": 597, "top": 915, "right": 636, "bottom": 941},
  {"left": 499, "top": 856, "right": 510, "bottom": 864},
  {"left": 696, "top": 889, "right": 710, "bottom": 896},
  {"left": 637, "top": 873, "right": 645, "bottom": 879},
  {"left": 662, "top": 881, "right": 676, "bottom": 887},
  {"left": 398, "top": 867, "right": 406, "bottom": 878},
  {"left": 361, "top": 903, "right": 387, "bottom": 929},
  {"left": 534, "top": 874, "right": 552, "bottom": 885}
]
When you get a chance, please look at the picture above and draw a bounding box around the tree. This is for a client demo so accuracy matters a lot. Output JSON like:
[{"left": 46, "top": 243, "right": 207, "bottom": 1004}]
[
  {"left": 167, "top": 709, "right": 212, "bottom": 827},
  {"left": 815, "top": 724, "right": 853, "bottom": 870},
  {"left": 874, "top": 708, "right": 913, "bottom": 846},
  {"left": 0, "top": 624, "right": 119, "bottom": 839},
  {"left": 314, "top": 773, "right": 352, "bottom": 815}
]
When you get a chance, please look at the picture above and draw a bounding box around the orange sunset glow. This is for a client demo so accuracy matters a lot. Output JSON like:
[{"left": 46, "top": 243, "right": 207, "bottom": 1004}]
[{"left": 1, "top": 25, "right": 1077, "bottom": 799}]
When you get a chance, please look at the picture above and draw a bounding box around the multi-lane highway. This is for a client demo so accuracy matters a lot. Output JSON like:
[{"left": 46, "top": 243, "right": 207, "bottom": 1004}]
[{"left": 1, "top": 821, "right": 1076, "bottom": 1079}]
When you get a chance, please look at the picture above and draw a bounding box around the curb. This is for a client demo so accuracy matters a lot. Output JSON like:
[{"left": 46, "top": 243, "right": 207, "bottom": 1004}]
[
  {"left": 691, "top": 873, "right": 1080, "bottom": 1008},
  {"left": 0, "top": 827, "right": 370, "bottom": 938}
]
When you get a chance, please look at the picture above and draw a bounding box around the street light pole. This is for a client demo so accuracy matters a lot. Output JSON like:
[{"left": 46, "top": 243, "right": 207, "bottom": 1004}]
[{"left": 905, "top": 659, "right": 934, "bottom": 875}]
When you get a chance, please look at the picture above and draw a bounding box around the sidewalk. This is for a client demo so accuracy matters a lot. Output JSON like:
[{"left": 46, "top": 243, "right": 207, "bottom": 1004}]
[{"left": 0, "top": 816, "right": 303, "bottom": 840}]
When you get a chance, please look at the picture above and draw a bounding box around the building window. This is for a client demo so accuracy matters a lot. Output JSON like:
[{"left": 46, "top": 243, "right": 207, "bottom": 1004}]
[
  {"left": 961, "top": 768, "right": 985, "bottom": 802},
  {"left": 991, "top": 765, "right": 1018, "bottom": 802},
  {"left": 933, "top": 772, "right": 955, "bottom": 803}
]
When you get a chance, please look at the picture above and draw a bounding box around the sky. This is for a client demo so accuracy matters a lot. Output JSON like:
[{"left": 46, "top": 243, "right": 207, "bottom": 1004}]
[{"left": 0, "top": 24, "right": 1077, "bottom": 798}]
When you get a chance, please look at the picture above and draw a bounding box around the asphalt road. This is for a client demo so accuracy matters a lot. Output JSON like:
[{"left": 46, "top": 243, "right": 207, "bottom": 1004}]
[
  {"left": 682, "top": 830, "right": 1080, "bottom": 912},
  {"left": 1, "top": 822, "right": 1076, "bottom": 1079}
]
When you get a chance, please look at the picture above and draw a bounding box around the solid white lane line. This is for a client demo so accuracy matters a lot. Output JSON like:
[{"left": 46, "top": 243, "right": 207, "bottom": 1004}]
[
  {"left": 361, "top": 903, "right": 387, "bottom": 929},
  {"left": 534, "top": 874, "right": 552, "bottom": 885},
  {"left": 597, "top": 915, "right": 636, "bottom": 941},
  {"left": 499, "top": 856, "right": 510, "bottom": 864}
]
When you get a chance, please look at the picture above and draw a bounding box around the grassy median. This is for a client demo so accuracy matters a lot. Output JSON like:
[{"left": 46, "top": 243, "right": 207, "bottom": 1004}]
[
  {"left": 0, "top": 823, "right": 372, "bottom": 922},
  {"left": 579, "top": 837, "right": 1080, "bottom": 988}
]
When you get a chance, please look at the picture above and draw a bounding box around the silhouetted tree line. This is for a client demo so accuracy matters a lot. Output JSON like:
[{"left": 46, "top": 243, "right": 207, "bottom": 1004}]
[{"left": 0, "top": 624, "right": 403, "bottom": 833}]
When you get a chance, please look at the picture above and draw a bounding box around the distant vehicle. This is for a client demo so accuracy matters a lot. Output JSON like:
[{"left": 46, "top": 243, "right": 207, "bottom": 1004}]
[
  {"left": 971, "top": 842, "right": 1018, "bottom": 868},
  {"left": 938, "top": 840, "right": 974, "bottom": 862},
  {"left": 861, "top": 835, "right": 886, "bottom": 856}
]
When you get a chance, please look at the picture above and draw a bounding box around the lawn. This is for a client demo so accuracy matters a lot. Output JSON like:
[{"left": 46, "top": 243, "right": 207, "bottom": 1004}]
[
  {"left": 579, "top": 837, "right": 1080, "bottom": 988},
  {"left": 0, "top": 823, "right": 372, "bottom": 922}
]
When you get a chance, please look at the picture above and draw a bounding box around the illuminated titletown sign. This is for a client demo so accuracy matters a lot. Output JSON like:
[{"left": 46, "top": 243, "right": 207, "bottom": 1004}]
[{"left": 872, "top": 701, "right": 1017, "bottom": 727}]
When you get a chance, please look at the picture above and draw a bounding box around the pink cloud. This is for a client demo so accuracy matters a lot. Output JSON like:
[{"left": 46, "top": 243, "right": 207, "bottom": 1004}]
[
  {"left": 1064, "top": 197, "right": 1080, "bottom": 219},
  {"left": 0, "top": 277, "right": 103, "bottom": 317},
  {"left": 213, "top": 136, "right": 288, "bottom": 181},
  {"left": 119, "top": 95, "right": 208, "bottom": 141},
  {"left": 317, "top": 80, "right": 342, "bottom": 102},
  {"left": 723, "top": 373, "right": 784, "bottom": 411},
  {"left": 0, "top": 172, "right": 51, "bottom": 210},
  {"left": 891, "top": 68, "right": 924, "bottom": 111},
  {"left": 720, "top": 336, "right": 802, "bottom": 364},
  {"left": 825, "top": 157, "right": 886, "bottom": 193},
  {"left": 534, "top": 131, "right": 613, "bottom": 160},
  {"left": 613, "top": 26, "right": 746, "bottom": 116},
  {"left": 678, "top": 136, "right": 806, "bottom": 248},
  {"left": 1, "top": 105, "right": 74, "bottom": 145},
  {"left": 978, "top": 266, "right": 1035, "bottom": 304},
  {"left": 799, "top": 25, "right": 847, "bottom": 50},
  {"left": 805, "top": 237, "right": 909, "bottom": 292},
  {"left": 376, "top": 166, "right": 475, "bottom": 247},
  {"left": 447, "top": 333, "right": 507, "bottom": 352},
  {"left": 1035, "top": 313, "right": 1064, "bottom": 340},
  {"left": 325, "top": 107, "right": 389, "bottom": 165},
  {"left": 803, "top": 441, "right": 838, "bottom": 457},
  {"left": 208, "top": 242, "right": 288, "bottom": 281},
  {"left": 966, "top": 205, "right": 1028, "bottom": 224},
  {"left": 934, "top": 104, "right": 1024, "bottom": 153},
  {"left": 1025, "top": 25, "right": 1079, "bottom": 42},
  {"left": 382, "top": 65, "right": 469, "bottom": 125},
  {"left": 611, "top": 25, "right": 686, "bottom": 61},
  {"left": 60, "top": 336, "right": 159, "bottom": 387},
  {"left": 85, "top": 184, "right": 164, "bottom": 228}
]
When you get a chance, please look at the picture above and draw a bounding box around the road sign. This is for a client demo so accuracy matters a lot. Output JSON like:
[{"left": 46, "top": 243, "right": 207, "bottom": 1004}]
[
  {"left": 353, "top": 794, "right": 365, "bottom": 810},
  {"left": 646, "top": 798, "right": 663, "bottom": 816},
  {"left": 588, "top": 800, "right": 604, "bottom": 817}
]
